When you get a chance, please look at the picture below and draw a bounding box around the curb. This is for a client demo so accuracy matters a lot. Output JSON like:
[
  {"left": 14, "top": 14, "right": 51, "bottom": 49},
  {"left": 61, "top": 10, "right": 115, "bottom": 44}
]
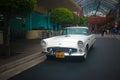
[
  {"left": 115, "top": 35, "right": 120, "bottom": 40},
  {"left": 0, "top": 52, "right": 47, "bottom": 80}
]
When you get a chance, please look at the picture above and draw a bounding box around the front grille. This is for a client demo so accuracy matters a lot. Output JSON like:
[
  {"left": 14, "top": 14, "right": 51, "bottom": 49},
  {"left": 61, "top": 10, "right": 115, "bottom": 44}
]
[{"left": 47, "top": 47, "right": 77, "bottom": 53}]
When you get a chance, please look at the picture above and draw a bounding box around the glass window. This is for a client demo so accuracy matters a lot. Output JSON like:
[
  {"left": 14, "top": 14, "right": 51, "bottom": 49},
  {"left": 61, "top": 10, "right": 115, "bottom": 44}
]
[{"left": 63, "top": 28, "right": 89, "bottom": 35}]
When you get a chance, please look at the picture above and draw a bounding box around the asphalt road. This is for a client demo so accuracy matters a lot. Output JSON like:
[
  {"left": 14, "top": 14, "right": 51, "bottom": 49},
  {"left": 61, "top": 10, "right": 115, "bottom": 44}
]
[{"left": 8, "top": 37, "right": 120, "bottom": 80}]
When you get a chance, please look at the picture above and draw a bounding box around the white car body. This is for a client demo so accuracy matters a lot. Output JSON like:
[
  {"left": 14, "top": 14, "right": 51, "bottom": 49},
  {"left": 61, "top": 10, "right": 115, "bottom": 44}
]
[{"left": 41, "top": 26, "right": 96, "bottom": 60}]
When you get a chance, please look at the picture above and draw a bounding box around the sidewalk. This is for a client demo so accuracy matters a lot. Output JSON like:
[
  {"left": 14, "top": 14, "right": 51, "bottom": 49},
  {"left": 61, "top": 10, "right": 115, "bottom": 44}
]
[
  {"left": 0, "top": 39, "right": 46, "bottom": 80},
  {"left": 95, "top": 34, "right": 120, "bottom": 40},
  {"left": 0, "top": 39, "right": 43, "bottom": 65}
]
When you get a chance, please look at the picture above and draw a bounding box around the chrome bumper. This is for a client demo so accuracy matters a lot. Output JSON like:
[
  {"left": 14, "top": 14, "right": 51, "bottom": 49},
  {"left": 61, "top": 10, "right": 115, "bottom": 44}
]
[{"left": 42, "top": 52, "right": 85, "bottom": 56}]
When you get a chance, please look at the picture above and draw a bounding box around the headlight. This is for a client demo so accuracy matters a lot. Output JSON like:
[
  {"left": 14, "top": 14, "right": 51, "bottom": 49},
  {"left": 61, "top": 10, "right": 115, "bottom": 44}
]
[
  {"left": 78, "top": 40, "right": 84, "bottom": 48},
  {"left": 41, "top": 40, "right": 46, "bottom": 47}
]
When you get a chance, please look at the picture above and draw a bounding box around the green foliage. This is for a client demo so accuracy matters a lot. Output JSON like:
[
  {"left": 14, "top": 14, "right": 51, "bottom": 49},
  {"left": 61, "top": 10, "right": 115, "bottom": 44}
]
[
  {"left": 81, "top": 17, "right": 88, "bottom": 26},
  {"left": 79, "top": 17, "right": 84, "bottom": 25},
  {"left": 0, "top": 0, "right": 37, "bottom": 56},
  {"left": 73, "top": 14, "right": 82, "bottom": 25},
  {"left": 74, "top": 15, "right": 88, "bottom": 26},
  {"left": 50, "top": 8, "right": 74, "bottom": 25},
  {"left": 0, "top": 0, "right": 37, "bottom": 12}
]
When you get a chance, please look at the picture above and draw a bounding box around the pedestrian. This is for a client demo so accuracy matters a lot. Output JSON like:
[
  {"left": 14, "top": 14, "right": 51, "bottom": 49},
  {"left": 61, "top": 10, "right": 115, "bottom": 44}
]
[
  {"left": 101, "top": 28, "right": 105, "bottom": 36},
  {"left": 106, "top": 29, "right": 109, "bottom": 35}
]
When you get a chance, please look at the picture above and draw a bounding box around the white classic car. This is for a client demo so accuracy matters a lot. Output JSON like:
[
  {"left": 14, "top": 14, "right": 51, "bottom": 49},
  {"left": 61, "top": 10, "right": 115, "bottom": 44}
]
[{"left": 41, "top": 26, "right": 96, "bottom": 60}]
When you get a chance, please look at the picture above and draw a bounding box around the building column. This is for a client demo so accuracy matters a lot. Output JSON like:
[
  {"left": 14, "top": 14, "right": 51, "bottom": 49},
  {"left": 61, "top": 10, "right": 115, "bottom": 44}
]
[{"left": 29, "top": 13, "right": 32, "bottom": 30}]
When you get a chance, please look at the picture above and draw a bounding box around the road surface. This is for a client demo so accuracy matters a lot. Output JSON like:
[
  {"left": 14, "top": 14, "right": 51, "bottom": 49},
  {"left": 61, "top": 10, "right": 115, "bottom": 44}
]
[{"left": 8, "top": 37, "right": 120, "bottom": 80}]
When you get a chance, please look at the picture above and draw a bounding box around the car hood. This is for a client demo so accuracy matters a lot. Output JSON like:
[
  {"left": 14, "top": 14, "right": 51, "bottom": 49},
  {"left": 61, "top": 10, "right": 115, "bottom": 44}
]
[{"left": 44, "top": 35, "right": 89, "bottom": 48}]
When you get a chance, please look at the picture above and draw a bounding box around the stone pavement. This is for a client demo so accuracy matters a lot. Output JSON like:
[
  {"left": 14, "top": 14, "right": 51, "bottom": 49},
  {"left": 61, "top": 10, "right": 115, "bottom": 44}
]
[
  {"left": 0, "top": 34, "right": 120, "bottom": 80},
  {"left": 95, "top": 34, "right": 120, "bottom": 40},
  {"left": 0, "top": 39, "right": 46, "bottom": 80}
]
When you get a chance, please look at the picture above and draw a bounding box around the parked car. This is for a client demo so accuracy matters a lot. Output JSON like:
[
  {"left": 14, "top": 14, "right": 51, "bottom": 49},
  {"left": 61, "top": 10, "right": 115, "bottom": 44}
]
[{"left": 41, "top": 26, "right": 96, "bottom": 60}]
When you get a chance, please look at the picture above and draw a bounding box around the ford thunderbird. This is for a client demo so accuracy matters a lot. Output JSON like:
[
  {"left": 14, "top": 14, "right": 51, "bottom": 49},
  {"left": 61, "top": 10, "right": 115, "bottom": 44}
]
[{"left": 41, "top": 26, "right": 96, "bottom": 60}]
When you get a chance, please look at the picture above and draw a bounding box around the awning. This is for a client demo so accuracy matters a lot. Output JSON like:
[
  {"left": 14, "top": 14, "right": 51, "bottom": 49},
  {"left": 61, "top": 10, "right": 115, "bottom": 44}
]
[{"left": 38, "top": 0, "right": 81, "bottom": 12}]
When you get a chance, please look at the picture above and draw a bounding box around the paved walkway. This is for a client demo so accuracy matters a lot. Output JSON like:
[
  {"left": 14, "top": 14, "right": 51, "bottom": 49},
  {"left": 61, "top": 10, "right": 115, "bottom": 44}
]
[
  {"left": 0, "top": 39, "right": 47, "bottom": 80},
  {"left": 95, "top": 34, "right": 120, "bottom": 40},
  {"left": 0, "top": 39, "right": 42, "bottom": 66}
]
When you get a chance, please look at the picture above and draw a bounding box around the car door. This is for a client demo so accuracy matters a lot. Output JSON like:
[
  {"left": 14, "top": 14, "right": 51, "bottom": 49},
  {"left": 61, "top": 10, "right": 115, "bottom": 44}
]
[
  {"left": 86, "top": 29, "right": 95, "bottom": 48},
  {"left": 89, "top": 34, "right": 95, "bottom": 47}
]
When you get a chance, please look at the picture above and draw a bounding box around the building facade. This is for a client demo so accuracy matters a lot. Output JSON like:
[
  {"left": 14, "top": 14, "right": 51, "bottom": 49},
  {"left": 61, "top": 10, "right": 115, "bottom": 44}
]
[{"left": 0, "top": 0, "right": 82, "bottom": 40}]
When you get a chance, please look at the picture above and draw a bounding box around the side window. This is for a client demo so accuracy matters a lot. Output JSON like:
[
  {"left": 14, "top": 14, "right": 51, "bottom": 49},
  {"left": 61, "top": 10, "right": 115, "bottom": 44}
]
[
  {"left": 87, "top": 29, "right": 91, "bottom": 35},
  {"left": 85, "top": 29, "right": 92, "bottom": 35},
  {"left": 82, "top": 29, "right": 89, "bottom": 35},
  {"left": 62, "top": 29, "right": 67, "bottom": 35},
  {"left": 82, "top": 29, "right": 87, "bottom": 34}
]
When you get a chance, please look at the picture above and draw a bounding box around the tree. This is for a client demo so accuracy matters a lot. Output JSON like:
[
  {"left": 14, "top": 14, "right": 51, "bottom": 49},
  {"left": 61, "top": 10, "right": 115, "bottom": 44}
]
[
  {"left": 72, "top": 13, "right": 88, "bottom": 27},
  {"left": 75, "top": 16, "right": 88, "bottom": 27},
  {"left": 0, "top": 0, "right": 37, "bottom": 56},
  {"left": 81, "top": 17, "right": 88, "bottom": 26},
  {"left": 50, "top": 8, "right": 74, "bottom": 29},
  {"left": 73, "top": 14, "right": 83, "bottom": 26}
]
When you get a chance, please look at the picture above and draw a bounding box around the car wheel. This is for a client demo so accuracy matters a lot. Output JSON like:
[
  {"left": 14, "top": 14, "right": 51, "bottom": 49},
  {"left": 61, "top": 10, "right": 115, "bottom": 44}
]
[{"left": 83, "top": 47, "right": 88, "bottom": 61}]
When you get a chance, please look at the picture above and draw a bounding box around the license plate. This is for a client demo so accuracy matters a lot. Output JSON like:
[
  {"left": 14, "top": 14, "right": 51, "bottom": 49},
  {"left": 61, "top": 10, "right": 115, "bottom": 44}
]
[{"left": 55, "top": 52, "right": 64, "bottom": 58}]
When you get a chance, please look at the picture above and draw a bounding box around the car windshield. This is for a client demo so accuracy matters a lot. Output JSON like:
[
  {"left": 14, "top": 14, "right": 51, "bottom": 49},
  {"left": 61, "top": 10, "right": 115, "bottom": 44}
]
[{"left": 63, "top": 28, "right": 89, "bottom": 35}]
